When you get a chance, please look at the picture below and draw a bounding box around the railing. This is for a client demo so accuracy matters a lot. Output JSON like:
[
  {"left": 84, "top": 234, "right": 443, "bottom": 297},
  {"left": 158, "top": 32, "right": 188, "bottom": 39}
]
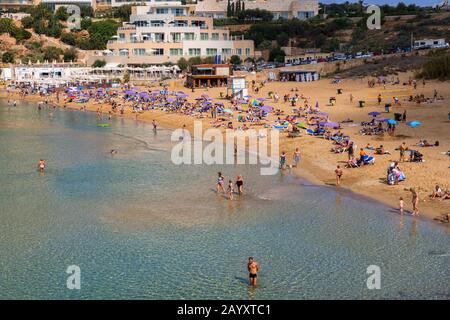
[{"left": 118, "top": 26, "right": 136, "bottom": 31}]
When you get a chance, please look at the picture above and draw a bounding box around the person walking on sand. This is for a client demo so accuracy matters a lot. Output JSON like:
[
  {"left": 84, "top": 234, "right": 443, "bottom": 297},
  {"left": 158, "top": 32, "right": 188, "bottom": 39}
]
[
  {"left": 37, "top": 159, "right": 46, "bottom": 172},
  {"left": 216, "top": 172, "right": 225, "bottom": 194},
  {"left": 410, "top": 188, "right": 419, "bottom": 216},
  {"left": 293, "top": 148, "right": 301, "bottom": 168},
  {"left": 399, "top": 142, "right": 408, "bottom": 162},
  {"left": 247, "top": 257, "right": 259, "bottom": 286},
  {"left": 335, "top": 165, "right": 343, "bottom": 186}
]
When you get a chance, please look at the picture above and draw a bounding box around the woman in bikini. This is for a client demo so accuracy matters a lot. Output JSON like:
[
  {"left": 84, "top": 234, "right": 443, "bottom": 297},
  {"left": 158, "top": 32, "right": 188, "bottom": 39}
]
[{"left": 216, "top": 172, "right": 225, "bottom": 194}]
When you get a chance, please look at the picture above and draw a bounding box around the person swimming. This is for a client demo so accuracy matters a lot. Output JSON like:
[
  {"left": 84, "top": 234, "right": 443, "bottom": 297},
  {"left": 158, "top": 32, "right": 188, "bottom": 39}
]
[{"left": 37, "top": 159, "right": 46, "bottom": 172}]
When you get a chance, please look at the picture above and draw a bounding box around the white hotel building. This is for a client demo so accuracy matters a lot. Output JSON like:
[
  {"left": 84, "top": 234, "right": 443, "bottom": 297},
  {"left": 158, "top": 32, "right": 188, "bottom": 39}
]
[{"left": 88, "top": 1, "right": 254, "bottom": 66}]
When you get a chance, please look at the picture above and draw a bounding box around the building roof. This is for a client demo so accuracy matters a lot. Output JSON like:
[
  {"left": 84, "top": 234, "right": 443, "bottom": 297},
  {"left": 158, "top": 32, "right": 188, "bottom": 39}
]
[
  {"left": 195, "top": 0, "right": 304, "bottom": 13},
  {"left": 193, "top": 64, "right": 231, "bottom": 68}
]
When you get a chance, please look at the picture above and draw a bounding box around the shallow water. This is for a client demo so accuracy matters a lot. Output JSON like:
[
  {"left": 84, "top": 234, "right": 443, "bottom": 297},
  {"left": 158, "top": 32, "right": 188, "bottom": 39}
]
[{"left": 0, "top": 101, "right": 449, "bottom": 299}]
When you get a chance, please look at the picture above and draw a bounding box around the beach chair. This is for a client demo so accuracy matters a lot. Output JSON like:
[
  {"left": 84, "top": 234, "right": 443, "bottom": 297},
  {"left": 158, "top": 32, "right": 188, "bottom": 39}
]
[{"left": 358, "top": 154, "right": 375, "bottom": 166}]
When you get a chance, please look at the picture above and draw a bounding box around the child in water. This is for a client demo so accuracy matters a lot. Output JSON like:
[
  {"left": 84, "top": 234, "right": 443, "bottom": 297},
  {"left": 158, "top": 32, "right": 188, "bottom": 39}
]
[
  {"left": 399, "top": 197, "right": 404, "bottom": 215},
  {"left": 227, "top": 180, "right": 234, "bottom": 200}
]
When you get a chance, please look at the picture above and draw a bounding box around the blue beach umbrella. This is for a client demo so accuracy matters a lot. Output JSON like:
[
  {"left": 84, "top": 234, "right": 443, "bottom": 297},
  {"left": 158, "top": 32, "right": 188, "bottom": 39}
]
[
  {"left": 406, "top": 121, "right": 422, "bottom": 128},
  {"left": 387, "top": 119, "right": 397, "bottom": 125},
  {"left": 368, "top": 111, "right": 381, "bottom": 117}
]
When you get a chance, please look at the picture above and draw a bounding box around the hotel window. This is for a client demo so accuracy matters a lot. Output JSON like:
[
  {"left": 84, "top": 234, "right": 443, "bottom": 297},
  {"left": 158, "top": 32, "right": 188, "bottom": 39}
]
[
  {"left": 170, "top": 48, "right": 183, "bottom": 56},
  {"left": 184, "top": 33, "right": 195, "bottom": 40},
  {"left": 133, "top": 49, "right": 146, "bottom": 56},
  {"left": 119, "top": 49, "right": 129, "bottom": 56},
  {"left": 222, "top": 48, "right": 232, "bottom": 55},
  {"left": 142, "top": 33, "right": 152, "bottom": 41},
  {"left": 236, "top": 48, "right": 242, "bottom": 55},
  {"left": 245, "top": 48, "right": 251, "bottom": 56},
  {"left": 174, "top": 20, "right": 187, "bottom": 27},
  {"left": 223, "top": 33, "right": 228, "bottom": 41},
  {"left": 154, "top": 33, "right": 165, "bottom": 42},
  {"left": 188, "top": 48, "right": 201, "bottom": 56},
  {"left": 297, "top": 11, "right": 315, "bottom": 20},
  {"left": 152, "top": 48, "right": 164, "bottom": 56},
  {"left": 130, "top": 33, "right": 138, "bottom": 43},
  {"left": 171, "top": 33, "right": 181, "bottom": 42},
  {"left": 156, "top": 8, "right": 169, "bottom": 14},
  {"left": 206, "top": 48, "right": 217, "bottom": 56},
  {"left": 200, "top": 33, "right": 209, "bottom": 41},
  {"left": 171, "top": 8, "right": 184, "bottom": 16},
  {"left": 211, "top": 33, "right": 219, "bottom": 40},
  {"left": 279, "top": 12, "right": 289, "bottom": 19},
  {"left": 119, "top": 33, "right": 125, "bottom": 40}
]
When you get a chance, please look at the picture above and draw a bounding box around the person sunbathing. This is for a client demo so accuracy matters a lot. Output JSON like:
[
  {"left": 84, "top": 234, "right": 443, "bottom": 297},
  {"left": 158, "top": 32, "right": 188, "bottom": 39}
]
[
  {"left": 366, "top": 143, "right": 375, "bottom": 150},
  {"left": 431, "top": 184, "right": 443, "bottom": 199},
  {"left": 441, "top": 189, "right": 450, "bottom": 200},
  {"left": 347, "top": 156, "right": 358, "bottom": 168}
]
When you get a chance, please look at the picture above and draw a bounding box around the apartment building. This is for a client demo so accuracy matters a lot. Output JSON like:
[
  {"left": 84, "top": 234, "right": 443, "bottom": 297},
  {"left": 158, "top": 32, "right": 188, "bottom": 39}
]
[
  {"left": 195, "top": 0, "right": 319, "bottom": 20},
  {"left": 88, "top": 2, "right": 254, "bottom": 66},
  {"left": 0, "top": 0, "right": 40, "bottom": 10}
]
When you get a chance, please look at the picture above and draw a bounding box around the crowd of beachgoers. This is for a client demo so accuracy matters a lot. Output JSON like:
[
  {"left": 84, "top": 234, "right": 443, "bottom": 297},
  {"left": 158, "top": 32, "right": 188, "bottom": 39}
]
[{"left": 2, "top": 72, "right": 449, "bottom": 223}]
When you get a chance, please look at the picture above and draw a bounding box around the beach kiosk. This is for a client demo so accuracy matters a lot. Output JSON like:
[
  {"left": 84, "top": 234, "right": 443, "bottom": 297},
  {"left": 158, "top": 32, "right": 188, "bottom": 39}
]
[
  {"left": 186, "top": 64, "right": 232, "bottom": 88},
  {"left": 227, "top": 75, "right": 248, "bottom": 99}
]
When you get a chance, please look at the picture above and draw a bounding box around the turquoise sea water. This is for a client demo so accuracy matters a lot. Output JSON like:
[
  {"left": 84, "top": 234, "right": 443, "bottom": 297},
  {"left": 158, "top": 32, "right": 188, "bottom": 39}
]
[{"left": 0, "top": 100, "right": 449, "bottom": 299}]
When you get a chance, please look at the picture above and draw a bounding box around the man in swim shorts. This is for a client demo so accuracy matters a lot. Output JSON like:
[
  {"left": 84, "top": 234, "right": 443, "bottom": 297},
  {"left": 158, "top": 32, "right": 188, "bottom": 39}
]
[{"left": 247, "top": 257, "right": 259, "bottom": 286}]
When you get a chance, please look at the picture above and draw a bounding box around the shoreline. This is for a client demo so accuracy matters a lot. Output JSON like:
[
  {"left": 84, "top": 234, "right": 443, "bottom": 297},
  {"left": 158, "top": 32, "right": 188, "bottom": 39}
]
[{"left": 1, "top": 81, "right": 449, "bottom": 230}]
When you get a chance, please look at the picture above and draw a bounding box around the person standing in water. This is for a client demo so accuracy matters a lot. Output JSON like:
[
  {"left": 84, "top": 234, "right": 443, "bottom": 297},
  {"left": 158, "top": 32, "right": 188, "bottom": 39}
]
[
  {"left": 152, "top": 120, "right": 158, "bottom": 133},
  {"left": 236, "top": 175, "right": 244, "bottom": 195},
  {"left": 279, "top": 151, "right": 286, "bottom": 170},
  {"left": 293, "top": 148, "right": 301, "bottom": 168},
  {"left": 247, "top": 257, "right": 259, "bottom": 286},
  {"left": 37, "top": 159, "right": 46, "bottom": 172},
  {"left": 335, "top": 165, "right": 343, "bottom": 186},
  {"left": 216, "top": 172, "right": 225, "bottom": 194},
  {"left": 410, "top": 188, "right": 419, "bottom": 216},
  {"left": 227, "top": 180, "right": 234, "bottom": 200},
  {"left": 399, "top": 197, "right": 404, "bottom": 215}
]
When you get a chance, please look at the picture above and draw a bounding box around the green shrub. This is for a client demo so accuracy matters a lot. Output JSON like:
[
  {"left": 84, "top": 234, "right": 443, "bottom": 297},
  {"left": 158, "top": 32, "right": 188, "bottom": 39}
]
[
  {"left": 417, "top": 54, "right": 450, "bottom": 80},
  {"left": 92, "top": 60, "right": 107, "bottom": 68},
  {"left": 2, "top": 51, "right": 14, "bottom": 63}
]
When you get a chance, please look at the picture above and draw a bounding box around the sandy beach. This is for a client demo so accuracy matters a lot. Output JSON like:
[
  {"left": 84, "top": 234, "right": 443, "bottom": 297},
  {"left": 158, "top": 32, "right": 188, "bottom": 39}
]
[{"left": 2, "top": 71, "right": 449, "bottom": 227}]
